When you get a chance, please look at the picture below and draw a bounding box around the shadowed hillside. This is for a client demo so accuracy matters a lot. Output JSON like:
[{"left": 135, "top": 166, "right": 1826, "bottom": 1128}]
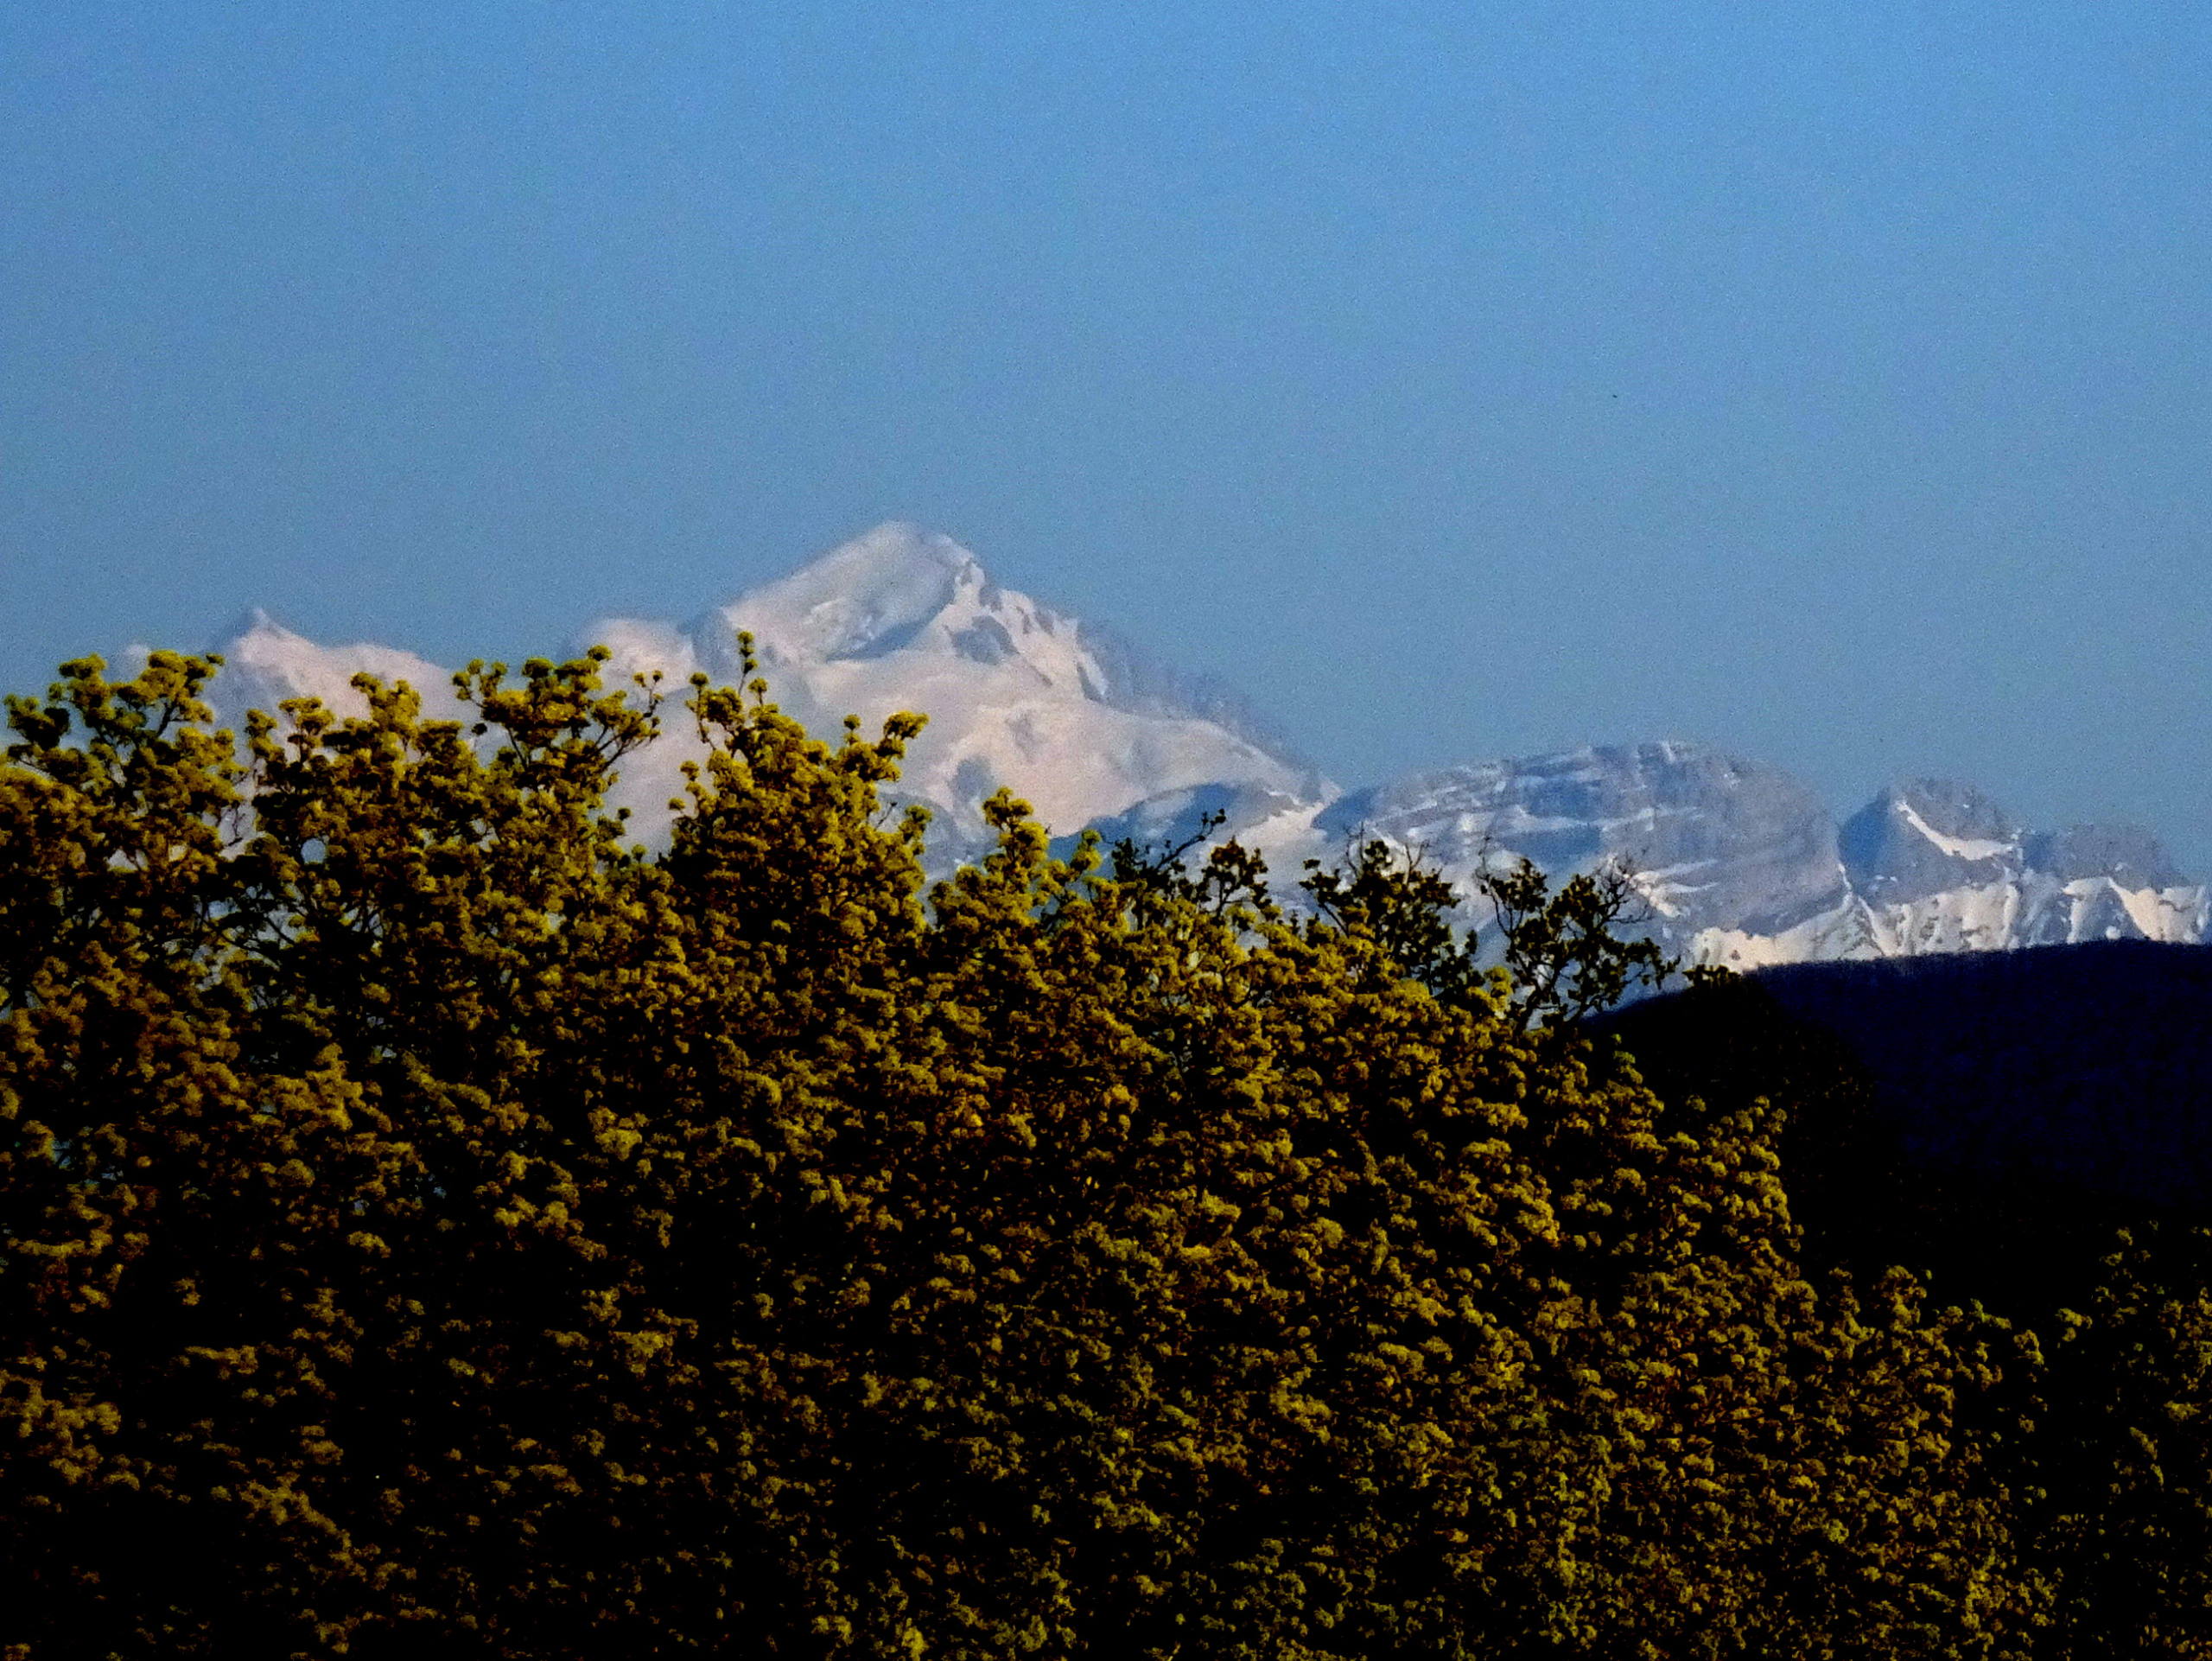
[{"left": 1605, "top": 940, "right": 2212, "bottom": 1316}]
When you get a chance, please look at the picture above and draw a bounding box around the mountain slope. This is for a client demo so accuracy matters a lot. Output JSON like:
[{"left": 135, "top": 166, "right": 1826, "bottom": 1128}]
[
  {"left": 1840, "top": 780, "right": 2206, "bottom": 955},
  {"left": 588, "top": 523, "right": 1328, "bottom": 855},
  {"left": 1098, "top": 748, "right": 2206, "bottom": 966},
  {"left": 210, "top": 524, "right": 1328, "bottom": 861},
  {"left": 215, "top": 608, "right": 463, "bottom": 723},
  {"left": 1098, "top": 741, "right": 1883, "bottom": 964}
]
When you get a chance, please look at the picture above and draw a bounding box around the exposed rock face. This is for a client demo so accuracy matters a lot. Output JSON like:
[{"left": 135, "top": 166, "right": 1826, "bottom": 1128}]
[
  {"left": 1841, "top": 780, "right": 2024, "bottom": 909},
  {"left": 1094, "top": 743, "right": 1864, "bottom": 965},
  {"left": 200, "top": 524, "right": 2205, "bottom": 966},
  {"left": 2025, "top": 825, "right": 2188, "bottom": 890},
  {"left": 1322, "top": 743, "right": 1852, "bottom": 937},
  {"left": 1831, "top": 781, "right": 2208, "bottom": 958},
  {"left": 1100, "top": 752, "right": 2206, "bottom": 968}
]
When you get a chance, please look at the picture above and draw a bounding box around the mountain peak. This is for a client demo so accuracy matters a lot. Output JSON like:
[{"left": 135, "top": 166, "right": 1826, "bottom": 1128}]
[
  {"left": 708, "top": 522, "right": 989, "bottom": 665},
  {"left": 837, "top": 519, "right": 977, "bottom": 567},
  {"left": 207, "top": 609, "right": 454, "bottom": 725},
  {"left": 2025, "top": 824, "right": 2190, "bottom": 890},
  {"left": 222, "top": 605, "right": 296, "bottom": 646},
  {"left": 795, "top": 521, "right": 985, "bottom": 593},
  {"left": 1884, "top": 778, "right": 2020, "bottom": 847},
  {"left": 1840, "top": 779, "right": 2022, "bottom": 910}
]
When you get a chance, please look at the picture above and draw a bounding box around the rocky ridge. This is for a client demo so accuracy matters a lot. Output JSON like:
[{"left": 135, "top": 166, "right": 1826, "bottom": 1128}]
[{"left": 1092, "top": 760, "right": 2208, "bottom": 967}]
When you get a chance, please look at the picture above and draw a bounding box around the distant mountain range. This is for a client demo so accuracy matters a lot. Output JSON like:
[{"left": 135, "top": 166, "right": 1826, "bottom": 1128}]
[{"left": 205, "top": 522, "right": 2207, "bottom": 967}]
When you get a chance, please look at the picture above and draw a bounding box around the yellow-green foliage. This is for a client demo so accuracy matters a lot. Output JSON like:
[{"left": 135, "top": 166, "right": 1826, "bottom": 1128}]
[{"left": 0, "top": 646, "right": 2196, "bottom": 1658}]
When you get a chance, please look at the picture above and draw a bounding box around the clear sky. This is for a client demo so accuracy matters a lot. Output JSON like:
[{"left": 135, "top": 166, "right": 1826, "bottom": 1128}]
[{"left": 4, "top": 3, "right": 2208, "bottom": 859}]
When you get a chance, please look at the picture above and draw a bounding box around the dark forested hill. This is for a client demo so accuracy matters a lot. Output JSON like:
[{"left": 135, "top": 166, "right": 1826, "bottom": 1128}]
[
  {"left": 1606, "top": 940, "right": 2212, "bottom": 1314},
  {"left": 1752, "top": 941, "right": 2212, "bottom": 1204}
]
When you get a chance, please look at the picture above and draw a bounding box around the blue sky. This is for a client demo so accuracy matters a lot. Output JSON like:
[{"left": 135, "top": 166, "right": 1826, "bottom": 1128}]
[{"left": 4, "top": 2, "right": 2208, "bottom": 857}]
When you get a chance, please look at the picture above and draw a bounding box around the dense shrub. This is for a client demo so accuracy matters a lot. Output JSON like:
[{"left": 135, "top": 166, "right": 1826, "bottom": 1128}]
[{"left": 0, "top": 646, "right": 2198, "bottom": 1657}]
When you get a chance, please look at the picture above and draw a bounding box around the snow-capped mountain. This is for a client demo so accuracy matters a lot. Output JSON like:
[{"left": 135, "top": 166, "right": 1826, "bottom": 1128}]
[
  {"left": 200, "top": 523, "right": 2206, "bottom": 967},
  {"left": 216, "top": 608, "right": 463, "bottom": 724},
  {"left": 1093, "top": 743, "right": 1870, "bottom": 964},
  {"left": 1839, "top": 781, "right": 2208, "bottom": 956},
  {"left": 583, "top": 523, "right": 1327, "bottom": 855},
  {"left": 211, "top": 523, "right": 1328, "bottom": 859},
  {"left": 1096, "top": 752, "right": 2209, "bottom": 968}
]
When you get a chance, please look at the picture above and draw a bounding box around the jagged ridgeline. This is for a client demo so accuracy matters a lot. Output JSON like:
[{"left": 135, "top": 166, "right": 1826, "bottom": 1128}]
[
  {"left": 208, "top": 523, "right": 2205, "bottom": 964},
  {"left": 4, "top": 642, "right": 2208, "bottom": 1658}
]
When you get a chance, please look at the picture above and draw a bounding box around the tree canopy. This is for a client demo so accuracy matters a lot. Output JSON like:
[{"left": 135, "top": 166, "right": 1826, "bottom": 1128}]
[{"left": 1, "top": 646, "right": 2205, "bottom": 1658}]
